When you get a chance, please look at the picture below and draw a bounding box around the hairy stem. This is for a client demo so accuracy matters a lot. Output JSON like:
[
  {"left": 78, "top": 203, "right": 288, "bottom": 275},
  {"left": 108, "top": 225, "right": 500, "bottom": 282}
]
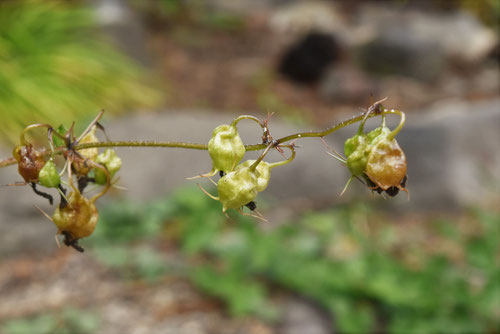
[
  {"left": 0, "top": 110, "right": 404, "bottom": 168},
  {"left": 74, "top": 141, "right": 209, "bottom": 150}
]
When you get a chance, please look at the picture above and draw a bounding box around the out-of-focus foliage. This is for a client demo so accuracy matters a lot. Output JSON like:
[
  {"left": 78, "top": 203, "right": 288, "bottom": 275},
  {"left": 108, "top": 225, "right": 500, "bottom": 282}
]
[
  {"left": 0, "top": 0, "right": 163, "bottom": 144},
  {"left": 130, "top": 0, "right": 246, "bottom": 32},
  {"left": 2, "top": 308, "right": 100, "bottom": 334},
  {"left": 90, "top": 187, "right": 500, "bottom": 334}
]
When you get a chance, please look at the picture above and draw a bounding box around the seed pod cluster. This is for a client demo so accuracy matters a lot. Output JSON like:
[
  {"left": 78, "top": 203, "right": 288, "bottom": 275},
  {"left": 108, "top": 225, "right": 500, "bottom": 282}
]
[
  {"left": 342, "top": 108, "right": 408, "bottom": 197},
  {"left": 11, "top": 112, "right": 120, "bottom": 251},
  {"left": 197, "top": 119, "right": 297, "bottom": 216}
]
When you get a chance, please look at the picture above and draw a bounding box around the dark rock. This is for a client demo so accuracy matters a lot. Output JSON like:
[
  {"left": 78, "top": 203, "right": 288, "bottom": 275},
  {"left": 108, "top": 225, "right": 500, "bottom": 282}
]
[{"left": 278, "top": 31, "right": 342, "bottom": 84}]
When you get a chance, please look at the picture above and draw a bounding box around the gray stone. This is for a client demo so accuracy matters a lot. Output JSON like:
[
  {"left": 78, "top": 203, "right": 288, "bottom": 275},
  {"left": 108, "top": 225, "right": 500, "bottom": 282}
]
[
  {"left": 0, "top": 160, "right": 59, "bottom": 257},
  {"left": 88, "top": 0, "right": 153, "bottom": 67},
  {"left": 359, "top": 7, "right": 498, "bottom": 80},
  {"left": 278, "top": 296, "right": 333, "bottom": 334},
  {"left": 319, "top": 65, "right": 375, "bottom": 103}
]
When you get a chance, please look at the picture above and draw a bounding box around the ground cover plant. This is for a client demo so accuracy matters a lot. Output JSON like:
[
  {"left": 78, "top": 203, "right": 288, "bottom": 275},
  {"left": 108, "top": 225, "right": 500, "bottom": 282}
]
[{"left": 3, "top": 188, "right": 497, "bottom": 334}]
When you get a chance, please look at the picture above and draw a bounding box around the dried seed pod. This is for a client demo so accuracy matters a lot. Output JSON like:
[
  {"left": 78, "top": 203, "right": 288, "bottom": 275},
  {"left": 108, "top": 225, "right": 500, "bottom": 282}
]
[
  {"left": 52, "top": 190, "right": 98, "bottom": 240},
  {"left": 365, "top": 136, "right": 407, "bottom": 192},
  {"left": 38, "top": 159, "right": 60, "bottom": 188},
  {"left": 70, "top": 126, "right": 99, "bottom": 176},
  {"left": 13, "top": 144, "right": 46, "bottom": 183},
  {"left": 208, "top": 124, "right": 245, "bottom": 174}
]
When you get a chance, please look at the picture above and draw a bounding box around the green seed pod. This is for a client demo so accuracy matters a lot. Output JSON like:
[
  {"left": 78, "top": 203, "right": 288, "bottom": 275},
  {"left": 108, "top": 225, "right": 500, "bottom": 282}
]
[
  {"left": 208, "top": 124, "right": 245, "bottom": 173},
  {"left": 94, "top": 148, "right": 122, "bottom": 185},
  {"left": 52, "top": 190, "right": 98, "bottom": 240},
  {"left": 344, "top": 133, "right": 366, "bottom": 158},
  {"left": 217, "top": 166, "right": 259, "bottom": 212},
  {"left": 366, "top": 123, "right": 391, "bottom": 144},
  {"left": 344, "top": 134, "right": 368, "bottom": 177},
  {"left": 38, "top": 159, "right": 60, "bottom": 188},
  {"left": 236, "top": 160, "right": 271, "bottom": 192}
]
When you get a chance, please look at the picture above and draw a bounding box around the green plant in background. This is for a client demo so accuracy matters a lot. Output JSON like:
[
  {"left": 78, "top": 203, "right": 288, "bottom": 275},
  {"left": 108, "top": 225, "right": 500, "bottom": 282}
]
[
  {"left": 2, "top": 308, "right": 100, "bottom": 334},
  {"left": 89, "top": 187, "right": 500, "bottom": 334},
  {"left": 0, "top": 0, "right": 162, "bottom": 144},
  {"left": 130, "top": 0, "right": 246, "bottom": 32}
]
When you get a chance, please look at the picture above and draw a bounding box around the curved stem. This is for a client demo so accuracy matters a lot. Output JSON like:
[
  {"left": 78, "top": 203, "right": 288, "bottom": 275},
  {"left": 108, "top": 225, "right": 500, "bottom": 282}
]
[
  {"left": 386, "top": 109, "right": 405, "bottom": 140},
  {"left": 87, "top": 160, "right": 111, "bottom": 203},
  {"left": 20, "top": 124, "right": 53, "bottom": 145},
  {"left": 269, "top": 145, "right": 296, "bottom": 169},
  {"left": 269, "top": 109, "right": 404, "bottom": 147},
  {"left": 67, "top": 157, "right": 78, "bottom": 194},
  {"left": 48, "top": 127, "right": 66, "bottom": 151},
  {"left": 230, "top": 115, "right": 264, "bottom": 129}
]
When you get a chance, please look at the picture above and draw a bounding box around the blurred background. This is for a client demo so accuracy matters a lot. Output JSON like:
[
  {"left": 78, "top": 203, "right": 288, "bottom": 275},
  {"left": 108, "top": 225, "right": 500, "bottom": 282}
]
[{"left": 0, "top": 0, "right": 499, "bottom": 333}]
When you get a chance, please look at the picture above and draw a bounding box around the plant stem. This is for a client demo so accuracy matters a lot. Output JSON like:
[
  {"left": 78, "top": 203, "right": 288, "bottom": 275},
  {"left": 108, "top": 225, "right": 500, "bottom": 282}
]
[
  {"left": 231, "top": 115, "right": 264, "bottom": 128},
  {"left": 0, "top": 157, "right": 16, "bottom": 168},
  {"left": 272, "top": 109, "right": 402, "bottom": 145},
  {"left": 0, "top": 110, "right": 404, "bottom": 168},
  {"left": 74, "top": 141, "right": 209, "bottom": 150}
]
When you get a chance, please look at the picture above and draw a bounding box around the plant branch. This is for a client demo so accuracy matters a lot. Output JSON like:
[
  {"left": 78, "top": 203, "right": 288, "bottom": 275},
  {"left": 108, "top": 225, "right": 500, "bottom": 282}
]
[
  {"left": 0, "top": 157, "right": 16, "bottom": 168},
  {"left": 0, "top": 109, "right": 404, "bottom": 168},
  {"left": 74, "top": 141, "right": 209, "bottom": 150}
]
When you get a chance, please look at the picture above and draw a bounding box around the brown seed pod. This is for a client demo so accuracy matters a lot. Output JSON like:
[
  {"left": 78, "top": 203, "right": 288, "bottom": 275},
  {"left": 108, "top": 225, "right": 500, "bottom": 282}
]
[
  {"left": 13, "top": 144, "right": 46, "bottom": 183},
  {"left": 365, "top": 138, "right": 407, "bottom": 193},
  {"left": 52, "top": 190, "right": 99, "bottom": 240}
]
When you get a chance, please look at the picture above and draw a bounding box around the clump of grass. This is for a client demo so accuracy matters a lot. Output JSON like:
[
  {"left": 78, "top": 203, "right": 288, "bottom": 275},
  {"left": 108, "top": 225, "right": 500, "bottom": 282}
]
[{"left": 0, "top": 0, "right": 163, "bottom": 144}]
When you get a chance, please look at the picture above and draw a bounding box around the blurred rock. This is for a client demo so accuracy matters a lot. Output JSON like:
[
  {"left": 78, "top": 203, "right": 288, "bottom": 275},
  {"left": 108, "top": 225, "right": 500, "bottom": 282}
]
[
  {"left": 319, "top": 64, "right": 375, "bottom": 103},
  {"left": 354, "top": 6, "right": 497, "bottom": 79},
  {"left": 278, "top": 31, "right": 343, "bottom": 84},
  {"left": 278, "top": 297, "right": 332, "bottom": 334},
  {"left": 0, "top": 158, "right": 58, "bottom": 257},
  {"left": 270, "top": 1, "right": 345, "bottom": 35},
  {"left": 402, "top": 98, "right": 500, "bottom": 210},
  {"left": 356, "top": 29, "right": 445, "bottom": 81},
  {"left": 88, "top": 0, "right": 153, "bottom": 66},
  {"left": 271, "top": 2, "right": 497, "bottom": 81}
]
